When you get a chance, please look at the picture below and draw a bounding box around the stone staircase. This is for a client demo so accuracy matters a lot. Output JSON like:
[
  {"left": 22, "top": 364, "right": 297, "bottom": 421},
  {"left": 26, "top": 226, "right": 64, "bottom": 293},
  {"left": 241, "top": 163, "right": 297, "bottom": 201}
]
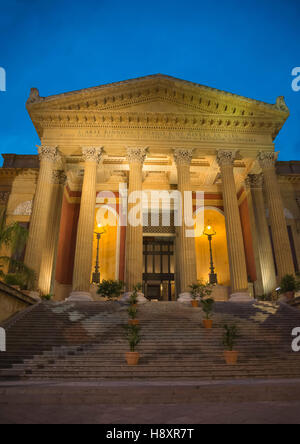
[{"left": 1, "top": 300, "right": 300, "bottom": 380}]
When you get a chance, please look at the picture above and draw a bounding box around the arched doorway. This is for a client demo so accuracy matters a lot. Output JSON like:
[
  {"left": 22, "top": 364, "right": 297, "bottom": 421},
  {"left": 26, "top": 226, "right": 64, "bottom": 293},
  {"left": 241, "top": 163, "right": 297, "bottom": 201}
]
[{"left": 194, "top": 207, "right": 230, "bottom": 286}]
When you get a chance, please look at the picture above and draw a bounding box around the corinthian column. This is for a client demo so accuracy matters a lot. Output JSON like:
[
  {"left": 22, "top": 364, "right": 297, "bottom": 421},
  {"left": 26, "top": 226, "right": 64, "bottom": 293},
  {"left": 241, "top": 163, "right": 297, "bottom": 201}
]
[
  {"left": 217, "top": 150, "right": 250, "bottom": 300},
  {"left": 247, "top": 174, "right": 277, "bottom": 294},
  {"left": 38, "top": 170, "right": 67, "bottom": 296},
  {"left": 24, "top": 146, "right": 59, "bottom": 288},
  {"left": 125, "top": 147, "right": 148, "bottom": 292},
  {"left": 174, "top": 148, "right": 197, "bottom": 297},
  {"left": 257, "top": 151, "right": 295, "bottom": 279},
  {"left": 69, "top": 147, "right": 103, "bottom": 301}
]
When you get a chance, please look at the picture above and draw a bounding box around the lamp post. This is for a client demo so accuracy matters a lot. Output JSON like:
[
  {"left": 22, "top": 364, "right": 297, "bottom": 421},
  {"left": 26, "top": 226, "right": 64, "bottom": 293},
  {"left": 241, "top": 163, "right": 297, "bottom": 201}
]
[
  {"left": 92, "top": 225, "right": 106, "bottom": 284},
  {"left": 203, "top": 224, "right": 218, "bottom": 285}
]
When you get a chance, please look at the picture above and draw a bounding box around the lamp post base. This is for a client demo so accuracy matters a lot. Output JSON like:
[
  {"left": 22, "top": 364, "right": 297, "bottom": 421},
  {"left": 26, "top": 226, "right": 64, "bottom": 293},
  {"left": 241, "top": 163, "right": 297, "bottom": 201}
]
[{"left": 209, "top": 273, "right": 218, "bottom": 285}]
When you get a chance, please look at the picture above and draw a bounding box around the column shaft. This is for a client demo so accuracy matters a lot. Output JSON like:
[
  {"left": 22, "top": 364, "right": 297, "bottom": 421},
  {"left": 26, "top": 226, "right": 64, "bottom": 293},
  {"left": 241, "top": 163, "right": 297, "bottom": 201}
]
[
  {"left": 258, "top": 152, "right": 295, "bottom": 279},
  {"left": 72, "top": 147, "right": 103, "bottom": 293},
  {"left": 244, "top": 178, "right": 264, "bottom": 296},
  {"left": 24, "top": 146, "right": 58, "bottom": 287},
  {"left": 174, "top": 149, "right": 197, "bottom": 294},
  {"left": 248, "top": 174, "right": 277, "bottom": 293},
  {"left": 217, "top": 151, "right": 248, "bottom": 293},
  {"left": 125, "top": 148, "right": 147, "bottom": 291},
  {"left": 38, "top": 171, "right": 66, "bottom": 295}
]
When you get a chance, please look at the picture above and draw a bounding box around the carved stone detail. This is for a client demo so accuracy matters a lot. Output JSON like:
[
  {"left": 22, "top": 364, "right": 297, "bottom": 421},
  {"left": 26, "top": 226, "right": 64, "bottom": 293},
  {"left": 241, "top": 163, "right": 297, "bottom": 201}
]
[
  {"left": 27, "top": 87, "right": 42, "bottom": 105},
  {"left": 82, "top": 146, "right": 104, "bottom": 163},
  {"left": 257, "top": 151, "right": 275, "bottom": 170},
  {"left": 126, "top": 147, "right": 148, "bottom": 164},
  {"left": 173, "top": 148, "right": 193, "bottom": 166},
  {"left": 247, "top": 173, "right": 264, "bottom": 189},
  {"left": 52, "top": 170, "right": 67, "bottom": 185},
  {"left": 0, "top": 191, "right": 10, "bottom": 204},
  {"left": 37, "top": 146, "right": 59, "bottom": 162},
  {"left": 216, "top": 150, "right": 236, "bottom": 167},
  {"left": 13, "top": 200, "right": 33, "bottom": 216}
]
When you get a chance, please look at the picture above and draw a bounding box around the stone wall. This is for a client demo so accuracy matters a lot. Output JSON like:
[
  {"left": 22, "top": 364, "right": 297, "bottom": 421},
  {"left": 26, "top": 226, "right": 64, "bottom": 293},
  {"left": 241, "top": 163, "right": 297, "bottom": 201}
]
[{"left": 0, "top": 281, "right": 36, "bottom": 323}]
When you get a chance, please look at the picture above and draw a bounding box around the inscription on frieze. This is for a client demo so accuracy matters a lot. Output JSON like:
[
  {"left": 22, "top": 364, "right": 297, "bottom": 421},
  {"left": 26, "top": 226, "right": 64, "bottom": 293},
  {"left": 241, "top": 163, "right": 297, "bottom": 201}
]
[{"left": 76, "top": 128, "right": 260, "bottom": 143}]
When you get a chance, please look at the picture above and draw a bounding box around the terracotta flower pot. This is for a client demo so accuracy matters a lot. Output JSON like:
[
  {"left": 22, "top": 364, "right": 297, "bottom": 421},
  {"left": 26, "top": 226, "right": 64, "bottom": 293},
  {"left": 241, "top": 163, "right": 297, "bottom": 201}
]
[
  {"left": 191, "top": 300, "right": 198, "bottom": 308},
  {"left": 128, "top": 319, "right": 139, "bottom": 326},
  {"left": 285, "top": 291, "right": 295, "bottom": 301},
  {"left": 125, "top": 352, "right": 140, "bottom": 366},
  {"left": 224, "top": 350, "right": 239, "bottom": 365},
  {"left": 203, "top": 319, "right": 213, "bottom": 329}
]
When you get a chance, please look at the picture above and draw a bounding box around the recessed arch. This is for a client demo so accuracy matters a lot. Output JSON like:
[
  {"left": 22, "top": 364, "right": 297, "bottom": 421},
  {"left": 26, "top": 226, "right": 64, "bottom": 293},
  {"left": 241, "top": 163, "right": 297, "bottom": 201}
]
[{"left": 194, "top": 206, "right": 230, "bottom": 286}]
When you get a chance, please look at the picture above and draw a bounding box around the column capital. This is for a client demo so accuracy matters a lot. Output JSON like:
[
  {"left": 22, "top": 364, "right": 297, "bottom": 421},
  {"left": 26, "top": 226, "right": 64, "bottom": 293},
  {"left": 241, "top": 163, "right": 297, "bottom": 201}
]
[
  {"left": 173, "top": 148, "right": 193, "bottom": 166},
  {"left": 82, "top": 146, "right": 104, "bottom": 163},
  {"left": 257, "top": 151, "right": 276, "bottom": 170},
  {"left": 216, "top": 150, "right": 236, "bottom": 167},
  {"left": 52, "top": 170, "right": 67, "bottom": 185},
  {"left": 37, "top": 145, "right": 59, "bottom": 162},
  {"left": 126, "top": 147, "right": 148, "bottom": 164},
  {"left": 246, "top": 173, "right": 264, "bottom": 189}
]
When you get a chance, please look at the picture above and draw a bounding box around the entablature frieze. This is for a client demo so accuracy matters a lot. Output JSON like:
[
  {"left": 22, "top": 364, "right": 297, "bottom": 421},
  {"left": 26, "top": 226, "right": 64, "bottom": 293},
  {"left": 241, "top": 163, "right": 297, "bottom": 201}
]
[{"left": 31, "top": 110, "right": 283, "bottom": 140}]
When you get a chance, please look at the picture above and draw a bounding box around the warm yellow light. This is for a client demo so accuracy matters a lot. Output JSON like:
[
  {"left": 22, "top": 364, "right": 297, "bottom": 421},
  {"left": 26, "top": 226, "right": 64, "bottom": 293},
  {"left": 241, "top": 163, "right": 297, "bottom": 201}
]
[{"left": 203, "top": 223, "right": 216, "bottom": 237}]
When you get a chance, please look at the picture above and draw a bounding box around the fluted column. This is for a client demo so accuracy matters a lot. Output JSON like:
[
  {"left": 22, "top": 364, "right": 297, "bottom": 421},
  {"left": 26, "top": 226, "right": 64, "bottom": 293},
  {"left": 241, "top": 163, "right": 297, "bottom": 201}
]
[
  {"left": 244, "top": 176, "right": 264, "bottom": 296},
  {"left": 174, "top": 148, "right": 197, "bottom": 294},
  {"left": 70, "top": 147, "right": 103, "bottom": 299},
  {"left": 38, "top": 170, "right": 67, "bottom": 296},
  {"left": 247, "top": 174, "right": 277, "bottom": 294},
  {"left": 125, "top": 147, "right": 147, "bottom": 291},
  {"left": 24, "top": 146, "right": 59, "bottom": 288},
  {"left": 217, "top": 150, "right": 249, "bottom": 295},
  {"left": 257, "top": 151, "right": 295, "bottom": 279}
]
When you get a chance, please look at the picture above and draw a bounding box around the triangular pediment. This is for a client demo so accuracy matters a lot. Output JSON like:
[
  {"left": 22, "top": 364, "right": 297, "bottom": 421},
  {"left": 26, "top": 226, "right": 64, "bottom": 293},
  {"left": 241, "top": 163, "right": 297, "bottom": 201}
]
[{"left": 26, "top": 74, "right": 290, "bottom": 139}]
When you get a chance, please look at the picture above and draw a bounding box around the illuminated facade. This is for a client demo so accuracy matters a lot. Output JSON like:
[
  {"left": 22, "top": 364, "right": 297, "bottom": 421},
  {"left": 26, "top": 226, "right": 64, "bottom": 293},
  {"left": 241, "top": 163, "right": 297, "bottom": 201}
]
[{"left": 1, "top": 75, "right": 299, "bottom": 301}]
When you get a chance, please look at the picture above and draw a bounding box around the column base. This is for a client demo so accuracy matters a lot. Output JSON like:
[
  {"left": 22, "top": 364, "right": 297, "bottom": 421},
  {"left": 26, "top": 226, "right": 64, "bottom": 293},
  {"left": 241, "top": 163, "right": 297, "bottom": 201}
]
[
  {"left": 29, "top": 291, "right": 41, "bottom": 302},
  {"left": 177, "top": 292, "right": 193, "bottom": 303},
  {"left": 229, "top": 292, "right": 253, "bottom": 303},
  {"left": 211, "top": 285, "right": 229, "bottom": 302},
  {"left": 66, "top": 291, "right": 94, "bottom": 302},
  {"left": 120, "top": 292, "right": 148, "bottom": 304}
]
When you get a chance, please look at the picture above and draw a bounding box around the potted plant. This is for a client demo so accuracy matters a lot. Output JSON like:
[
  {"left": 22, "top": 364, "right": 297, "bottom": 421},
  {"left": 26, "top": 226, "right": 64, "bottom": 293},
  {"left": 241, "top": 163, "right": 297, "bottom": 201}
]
[
  {"left": 128, "top": 305, "right": 139, "bottom": 326},
  {"left": 189, "top": 283, "right": 201, "bottom": 308},
  {"left": 41, "top": 294, "right": 53, "bottom": 301},
  {"left": 200, "top": 297, "right": 214, "bottom": 328},
  {"left": 279, "top": 274, "right": 300, "bottom": 301},
  {"left": 189, "top": 281, "right": 213, "bottom": 308},
  {"left": 223, "top": 324, "right": 239, "bottom": 365},
  {"left": 123, "top": 324, "right": 141, "bottom": 366},
  {"left": 97, "top": 279, "right": 124, "bottom": 300},
  {"left": 129, "top": 283, "right": 142, "bottom": 307}
]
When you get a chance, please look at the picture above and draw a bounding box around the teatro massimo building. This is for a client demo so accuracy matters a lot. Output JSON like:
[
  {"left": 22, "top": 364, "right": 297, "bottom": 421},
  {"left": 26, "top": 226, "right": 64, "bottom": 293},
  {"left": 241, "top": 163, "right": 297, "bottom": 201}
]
[{"left": 1, "top": 74, "right": 299, "bottom": 302}]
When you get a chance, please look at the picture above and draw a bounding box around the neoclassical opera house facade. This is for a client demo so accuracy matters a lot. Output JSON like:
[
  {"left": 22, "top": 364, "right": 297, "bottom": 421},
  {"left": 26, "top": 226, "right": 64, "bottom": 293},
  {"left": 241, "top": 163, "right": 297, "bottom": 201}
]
[{"left": 1, "top": 74, "right": 299, "bottom": 301}]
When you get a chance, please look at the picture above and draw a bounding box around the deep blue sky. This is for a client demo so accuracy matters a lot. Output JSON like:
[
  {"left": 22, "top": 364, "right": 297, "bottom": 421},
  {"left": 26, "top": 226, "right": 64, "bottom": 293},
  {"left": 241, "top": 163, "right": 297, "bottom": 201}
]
[{"left": 0, "top": 0, "right": 299, "bottom": 161}]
